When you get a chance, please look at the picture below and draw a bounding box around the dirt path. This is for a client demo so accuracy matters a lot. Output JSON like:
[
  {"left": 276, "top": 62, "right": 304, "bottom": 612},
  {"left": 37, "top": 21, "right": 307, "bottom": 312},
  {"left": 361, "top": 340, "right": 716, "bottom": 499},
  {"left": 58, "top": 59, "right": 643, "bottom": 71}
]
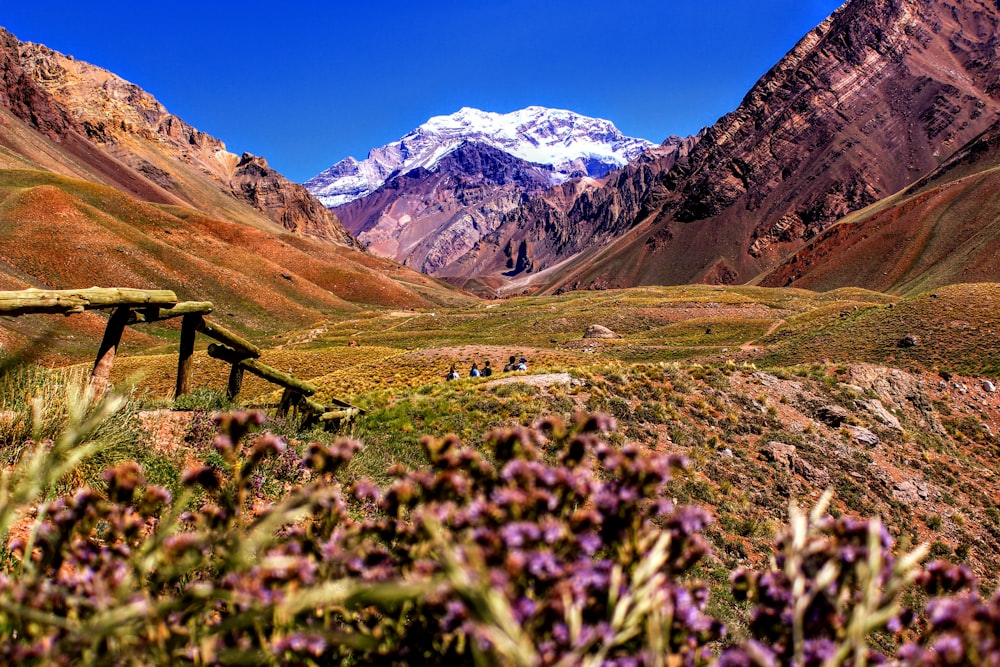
[{"left": 740, "top": 318, "right": 786, "bottom": 352}]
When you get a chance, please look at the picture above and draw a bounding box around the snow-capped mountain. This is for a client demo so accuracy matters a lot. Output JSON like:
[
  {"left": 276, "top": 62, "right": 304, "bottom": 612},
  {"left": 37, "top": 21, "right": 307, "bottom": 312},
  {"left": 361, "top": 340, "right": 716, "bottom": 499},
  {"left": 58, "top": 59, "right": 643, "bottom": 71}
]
[{"left": 305, "top": 106, "right": 656, "bottom": 207}]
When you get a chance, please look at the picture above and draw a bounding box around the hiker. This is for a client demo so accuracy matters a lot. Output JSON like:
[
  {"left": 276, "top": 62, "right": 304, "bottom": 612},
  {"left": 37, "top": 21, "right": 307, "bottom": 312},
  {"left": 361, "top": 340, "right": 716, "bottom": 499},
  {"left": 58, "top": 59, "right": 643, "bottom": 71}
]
[
  {"left": 482, "top": 360, "right": 493, "bottom": 377},
  {"left": 517, "top": 357, "right": 528, "bottom": 371},
  {"left": 446, "top": 365, "right": 459, "bottom": 381},
  {"left": 470, "top": 362, "right": 481, "bottom": 378},
  {"left": 503, "top": 355, "right": 517, "bottom": 372}
]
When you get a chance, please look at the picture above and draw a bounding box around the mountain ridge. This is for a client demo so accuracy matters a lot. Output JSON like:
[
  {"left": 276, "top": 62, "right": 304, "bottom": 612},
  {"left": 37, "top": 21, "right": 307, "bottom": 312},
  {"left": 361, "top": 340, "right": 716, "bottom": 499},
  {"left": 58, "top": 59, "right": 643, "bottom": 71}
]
[
  {"left": 9, "top": 33, "right": 360, "bottom": 247},
  {"left": 305, "top": 106, "right": 656, "bottom": 208}
]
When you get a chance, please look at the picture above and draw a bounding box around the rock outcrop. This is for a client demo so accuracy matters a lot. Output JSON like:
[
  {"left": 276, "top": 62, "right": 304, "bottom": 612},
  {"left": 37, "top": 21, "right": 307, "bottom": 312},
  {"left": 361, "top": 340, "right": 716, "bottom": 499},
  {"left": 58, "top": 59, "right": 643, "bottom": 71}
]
[
  {"left": 583, "top": 324, "right": 620, "bottom": 339},
  {"left": 231, "top": 153, "right": 358, "bottom": 246}
]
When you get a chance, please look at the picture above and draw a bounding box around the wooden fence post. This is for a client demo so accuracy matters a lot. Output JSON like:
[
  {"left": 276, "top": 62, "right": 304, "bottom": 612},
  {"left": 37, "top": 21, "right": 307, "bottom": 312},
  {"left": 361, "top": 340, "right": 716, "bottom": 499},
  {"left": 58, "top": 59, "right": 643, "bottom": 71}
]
[
  {"left": 277, "top": 389, "right": 298, "bottom": 417},
  {"left": 89, "top": 306, "right": 131, "bottom": 398},
  {"left": 227, "top": 365, "right": 246, "bottom": 400},
  {"left": 174, "top": 313, "right": 200, "bottom": 399}
]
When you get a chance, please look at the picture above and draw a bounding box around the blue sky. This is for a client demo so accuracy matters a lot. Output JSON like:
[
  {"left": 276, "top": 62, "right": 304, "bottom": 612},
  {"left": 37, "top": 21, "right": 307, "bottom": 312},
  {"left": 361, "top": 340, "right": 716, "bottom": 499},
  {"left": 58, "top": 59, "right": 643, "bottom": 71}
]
[{"left": 4, "top": 1, "right": 843, "bottom": 182}]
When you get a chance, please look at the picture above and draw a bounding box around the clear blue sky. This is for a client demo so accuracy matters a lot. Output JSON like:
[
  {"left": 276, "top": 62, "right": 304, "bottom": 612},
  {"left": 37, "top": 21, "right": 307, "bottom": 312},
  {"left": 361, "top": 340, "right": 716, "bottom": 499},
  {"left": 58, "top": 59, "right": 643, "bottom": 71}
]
[{"left": 4, "top": 1, "right": 844, "bottom": 182}]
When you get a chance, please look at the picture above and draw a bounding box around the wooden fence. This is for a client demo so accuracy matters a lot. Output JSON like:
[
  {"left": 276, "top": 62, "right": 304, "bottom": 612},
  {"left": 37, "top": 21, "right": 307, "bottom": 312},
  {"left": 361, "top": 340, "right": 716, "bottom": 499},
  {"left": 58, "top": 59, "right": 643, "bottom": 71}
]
[{"left": 0, "top": 287, "right": 362, "bottom": 427}]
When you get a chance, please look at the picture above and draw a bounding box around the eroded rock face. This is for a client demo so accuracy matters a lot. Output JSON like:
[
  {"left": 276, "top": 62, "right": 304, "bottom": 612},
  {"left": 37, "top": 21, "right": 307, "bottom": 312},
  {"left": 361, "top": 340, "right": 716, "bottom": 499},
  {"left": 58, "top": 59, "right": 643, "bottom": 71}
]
[
  {"left": 231, "top": 154, "right": 359, "bottom": 246},
  {"left": 858, "top": 399, "right": 903, "bottom": 431},
  {"left": 0, "top": 31, "right": 73, "bottom": 139},
  {"left": 848, "top": 364, "right": 946, "bottom": 436}
]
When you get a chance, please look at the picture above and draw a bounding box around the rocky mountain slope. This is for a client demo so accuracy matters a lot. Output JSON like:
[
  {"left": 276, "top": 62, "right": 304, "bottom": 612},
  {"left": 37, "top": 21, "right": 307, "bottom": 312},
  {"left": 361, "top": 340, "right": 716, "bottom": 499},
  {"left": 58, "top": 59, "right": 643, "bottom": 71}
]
[
  {"left": 330, "top": 142, "right": 560, "bottom": 275},
  {"left": 0, "top": 27, "right": 471, "bottom": 354},
  {"left": 486, "top": 0, "right": 1000, "bottom": 294},
  {"left": 758, "top": 116, "right": 1000, "bottom": 294},
  {"left": 445, "top": 136, "right": 695, "bottom": 292}
]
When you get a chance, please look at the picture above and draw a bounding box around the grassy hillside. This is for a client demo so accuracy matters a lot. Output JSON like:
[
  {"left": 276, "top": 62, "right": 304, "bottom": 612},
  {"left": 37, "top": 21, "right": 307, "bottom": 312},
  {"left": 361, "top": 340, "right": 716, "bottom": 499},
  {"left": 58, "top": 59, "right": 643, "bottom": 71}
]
[
  {"left": 22, "top": 283, "right": 1000, "bottom": 579},
  {"left": 81, "top": 282, "right": 1000, "bottom": 597},
  {"left": 102, "top": 283, "right": 1000, "bottom": 404},
  {"left": 5, "top": 281, "right": 1000, "bottom": 662}
]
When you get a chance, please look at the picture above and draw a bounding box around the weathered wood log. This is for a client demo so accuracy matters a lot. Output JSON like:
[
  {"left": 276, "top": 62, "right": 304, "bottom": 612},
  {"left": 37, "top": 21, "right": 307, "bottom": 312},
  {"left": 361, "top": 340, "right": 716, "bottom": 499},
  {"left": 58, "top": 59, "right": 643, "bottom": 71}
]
[
  {"left": 197, "top": 318, "right": 261, "bottom": 358},
  {"left": 299, "top": 396, "right": 328, "bottom": 415},
  {"left": 89, "top": 306, "right": 131, "bottom": 398},
  {"left": 318, "top": 408, "right": 361, "bottom": 422},
  {"left": 0, "top": 287, "right": 177, "bottom": 316},
  {"left": 206, "top": 344, "right": 317, "bottom": 396},
  {"left": 326, "top": 396, "right": 357, "bottom": 410},
  {"left": 133, "top": 301, "right": 213, "bottom": 324},
  {"left": 174, "top": 314, "right": 199, "bottom": 398}
]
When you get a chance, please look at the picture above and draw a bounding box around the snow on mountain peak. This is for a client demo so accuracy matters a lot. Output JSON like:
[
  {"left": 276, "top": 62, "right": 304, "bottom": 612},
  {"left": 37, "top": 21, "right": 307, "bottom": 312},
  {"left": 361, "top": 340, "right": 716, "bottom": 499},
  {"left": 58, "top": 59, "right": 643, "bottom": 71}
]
[{"left": 305, "top": 106, "right": 656, "bottom": 207}]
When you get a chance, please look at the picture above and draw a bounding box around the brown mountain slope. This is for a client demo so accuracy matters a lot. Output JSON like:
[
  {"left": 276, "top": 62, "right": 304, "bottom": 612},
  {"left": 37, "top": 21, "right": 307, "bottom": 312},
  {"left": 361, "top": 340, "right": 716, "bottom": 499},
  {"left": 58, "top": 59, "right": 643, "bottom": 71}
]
[
  {"left": 5, "top": 32, "right": 359, "bottom": 246},
  {"left": 757, "top": 118, "right": 1000, "bottom": 293},
  {"left": 0, "top": 170, "right": 468, "bottom": 326},
  {"left": 534, "top": 0, "right": 1000, "bottom": 293},
  {"left": 446, "top": 139, "right": 693, "bottom": 293}
]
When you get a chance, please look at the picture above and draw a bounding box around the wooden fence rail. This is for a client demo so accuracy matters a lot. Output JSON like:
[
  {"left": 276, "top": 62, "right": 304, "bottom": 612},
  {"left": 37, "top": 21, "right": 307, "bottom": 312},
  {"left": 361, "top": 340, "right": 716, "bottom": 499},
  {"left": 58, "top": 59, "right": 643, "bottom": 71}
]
[
  {"left": 0, "top": 287, "right": 178, "bottom": 316},
  {"left": 0, "top": 287, "right": 362, "bottom": 428}
]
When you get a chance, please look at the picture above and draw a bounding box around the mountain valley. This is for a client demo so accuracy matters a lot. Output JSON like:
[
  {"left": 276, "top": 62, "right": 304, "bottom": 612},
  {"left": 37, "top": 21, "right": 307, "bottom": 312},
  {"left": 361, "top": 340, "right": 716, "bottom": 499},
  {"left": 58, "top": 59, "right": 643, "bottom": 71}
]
[{"left": 3, "top": 2, "right": 1000, "bottom": 662}]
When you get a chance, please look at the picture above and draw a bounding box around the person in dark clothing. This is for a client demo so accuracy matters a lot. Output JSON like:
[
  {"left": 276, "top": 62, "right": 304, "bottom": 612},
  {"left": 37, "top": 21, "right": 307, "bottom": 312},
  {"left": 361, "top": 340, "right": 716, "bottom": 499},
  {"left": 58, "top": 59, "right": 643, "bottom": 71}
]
[
  {"left": 482, "top": 360, "right": 493, "bottom": 377},
  {"left": 503, "top": 355, "right": 517, "bottom": 372}
]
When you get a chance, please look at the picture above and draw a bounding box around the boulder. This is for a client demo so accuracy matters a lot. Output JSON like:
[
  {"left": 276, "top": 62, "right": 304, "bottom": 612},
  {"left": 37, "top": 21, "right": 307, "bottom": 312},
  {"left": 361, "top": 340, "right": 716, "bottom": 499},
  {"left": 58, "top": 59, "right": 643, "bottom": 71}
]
[
  {"left": 846, "top": 425, "right": 879, "bottom": 447},
  {"left": 897, "top": 334, "right": 920, "bottom": 348},
  {"left": 795, "top": 459, "right": 831, "bottom": 487},
  {"left": 983, "top": 380, "right": 997, "bottom": 393},
  {"left": 893, "top": 479, "right": 931, "bottom": 505},
  {"left": 760, "top": 441, "right": 796, "bottom": 470},
  {"left": 583, "top": 324, "right": 620, "bottom": 339},
  {"left": 816, "top": 404, "right": 850, "bottom": 427}
]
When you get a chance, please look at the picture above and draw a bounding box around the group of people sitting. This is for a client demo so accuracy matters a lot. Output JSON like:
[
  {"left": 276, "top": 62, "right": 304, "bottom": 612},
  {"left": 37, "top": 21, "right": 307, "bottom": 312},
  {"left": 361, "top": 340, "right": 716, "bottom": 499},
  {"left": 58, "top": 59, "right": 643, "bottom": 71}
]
[{"left": 446, "top": 355, "right": 527, "bottom": 381}]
